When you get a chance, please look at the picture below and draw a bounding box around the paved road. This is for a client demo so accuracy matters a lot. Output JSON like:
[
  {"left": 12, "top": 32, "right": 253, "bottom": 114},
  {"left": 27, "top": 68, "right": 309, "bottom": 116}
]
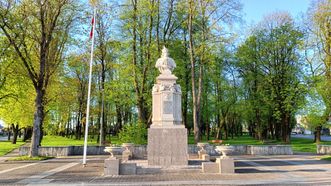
[
  {"left": 0, "top": 136, "right": 23, "bottom": 142},
  {"left": 0, "top": 136, "right": 8, "bottom": 141},
  {"left": 0, "top": 154, "right": 331, "bottom": 185},
  {"left": 292, "top": 134, "right": 331, "bottom": 141}
]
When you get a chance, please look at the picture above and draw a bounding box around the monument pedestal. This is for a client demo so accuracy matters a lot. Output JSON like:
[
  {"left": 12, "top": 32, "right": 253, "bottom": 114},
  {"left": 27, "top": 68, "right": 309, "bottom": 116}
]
[
  {"left": 148, "top": 127, "right": 188, "bottom": 166},
  {"left": 147, "top": 46, "right": 188, "bottom": 167}
]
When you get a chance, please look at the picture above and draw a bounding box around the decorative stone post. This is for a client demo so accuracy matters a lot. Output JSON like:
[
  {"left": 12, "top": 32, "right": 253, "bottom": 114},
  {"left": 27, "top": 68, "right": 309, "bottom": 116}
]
[{"left": 147, "top": 47, "right": 188, "bottom": 167}]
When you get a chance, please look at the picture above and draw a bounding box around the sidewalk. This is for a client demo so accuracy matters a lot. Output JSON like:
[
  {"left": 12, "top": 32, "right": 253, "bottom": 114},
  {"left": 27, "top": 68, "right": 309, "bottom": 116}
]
[
  {"left": 1, "top": 154, "right": 331, "bottom": 185},
  {"left": 0, "top": 148, "right": 20, "bottom": 162}
]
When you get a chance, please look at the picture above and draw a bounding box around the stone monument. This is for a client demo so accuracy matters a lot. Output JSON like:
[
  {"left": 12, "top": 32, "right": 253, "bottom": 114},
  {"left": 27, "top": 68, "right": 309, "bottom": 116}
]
[{"left": 147, "top": 46, "right": 188, "bottom": 167}]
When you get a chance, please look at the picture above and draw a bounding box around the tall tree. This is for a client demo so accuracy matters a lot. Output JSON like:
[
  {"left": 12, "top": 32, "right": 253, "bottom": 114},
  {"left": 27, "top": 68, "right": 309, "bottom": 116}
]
[
  {"left": 237, "top": 12, "right": 305, "bottom": 143},
  {"left": 188, "top": 0, "right": 241, "bottom": 143},
  {"left": 304, "top": 0, "right": 331, "bottom": 136},
  {"left": 0, "top": 0, "right": 76, "bottom": 156}
]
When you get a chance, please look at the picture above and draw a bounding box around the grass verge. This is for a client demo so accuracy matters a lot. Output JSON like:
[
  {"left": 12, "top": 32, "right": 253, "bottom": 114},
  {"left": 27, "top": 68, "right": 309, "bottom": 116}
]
[
  {"left": 320, "top": 156, "right": 331, "bottom": 161},
  {"left": 188, "top": 134, "right": 264, "bottom": 145},
  {"left": 189, "top": 134, "right": 331, "bottom": 153},
  {"left": 41, "top": 135, "right": 98, "bottom": 146},
  {"left": 41, "top": 135, "right": 120, "bottom": 146},
  {"left": 0, "top": 140, "right": 25, "bottom": 156},
  {"left": 291, "top": 137, "right": 331, "bottom": 153},
  {"left": 7, "top": 155, "right": 53, "bottom": 161}
]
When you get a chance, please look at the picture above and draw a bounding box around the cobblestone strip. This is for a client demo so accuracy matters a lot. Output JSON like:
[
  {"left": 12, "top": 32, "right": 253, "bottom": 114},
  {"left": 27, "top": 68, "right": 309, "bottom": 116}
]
[
  {"left": 0, "top": 162, "right": 39, "bottom": 175},
  {"left": 16, "top": 162, "right": 78, "bottom": 185}
]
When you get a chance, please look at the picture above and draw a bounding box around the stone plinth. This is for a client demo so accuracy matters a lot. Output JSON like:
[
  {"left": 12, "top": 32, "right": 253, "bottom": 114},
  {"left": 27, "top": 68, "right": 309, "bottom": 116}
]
[
  {"left": 202, "top": 154, "right": 210, "bottom": 161},
  {"left": 216, "top": 157, "right": 235, "bottom": 174},
  {"left": 120, "top": 163, "right": 137, "bottom": 175},
  {"left": 148, "top": 127, "right": 188, "bottom": 166},
  {"left": 202, "top": 162, "right": 219, "bottom": 173},
  {"left": 104, "top": 158, "right": 120, "bottom": 176}
]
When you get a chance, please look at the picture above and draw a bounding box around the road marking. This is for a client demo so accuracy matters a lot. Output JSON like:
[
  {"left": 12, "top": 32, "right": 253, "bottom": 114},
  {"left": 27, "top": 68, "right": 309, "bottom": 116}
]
[
  {"left": 0, "top": 162, "right": 40, "bottom": 175},
  {"left": 236, "top": 159, "right": 304, "bottom": 179},
  {"left": 16, "top": 162, "right": 78, "bottom": 185}
]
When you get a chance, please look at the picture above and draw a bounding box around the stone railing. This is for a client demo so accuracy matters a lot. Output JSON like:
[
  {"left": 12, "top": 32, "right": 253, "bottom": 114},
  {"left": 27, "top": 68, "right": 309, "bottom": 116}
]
[
  {"left": 19, "top": 144, "right": 292, "bottom": 157},
  {"left": 19, "top": 146, "right": 109, "bottom": 157},
  {"left": 317, "top": 145, "right": 331, "bottom": 154},
  {"left": 189, "top": 145, "right": 293, "bottom": 156}
]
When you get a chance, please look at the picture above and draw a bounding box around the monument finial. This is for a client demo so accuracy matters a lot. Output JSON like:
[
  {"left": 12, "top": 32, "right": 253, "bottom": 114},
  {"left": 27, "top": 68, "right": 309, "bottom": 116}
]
[{"left": 161, "top": 46, "right": 169, "bottom": 58}]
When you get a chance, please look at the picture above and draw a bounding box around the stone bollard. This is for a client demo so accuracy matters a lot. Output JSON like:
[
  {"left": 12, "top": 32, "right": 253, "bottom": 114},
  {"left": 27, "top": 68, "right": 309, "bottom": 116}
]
[
  {"left": 197, "top": 143, "right": 209, "bottom": 159},
  {"left": 104, "top": 146, "right": 122, "bottom": 176},
  {"left": 122, "top": 143, "right": 134, "bottom": 161},
  {"left": 104, "top": 157, "right": 120, "bottom": 176}
]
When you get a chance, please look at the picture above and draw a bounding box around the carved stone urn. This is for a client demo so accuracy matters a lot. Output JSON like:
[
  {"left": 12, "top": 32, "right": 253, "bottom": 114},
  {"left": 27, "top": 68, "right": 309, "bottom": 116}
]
[
  {"left": 122, "top": 143, "right": 134, "bottom": 160},
  {"left": 215, "top": 145, "right": 234, "bottom": 159},
  {"left": 197, "top": 142, "right": 209, "bottom": 159},
  {"left": 104, "top": 146, "right": 122, "bottom": 159}
]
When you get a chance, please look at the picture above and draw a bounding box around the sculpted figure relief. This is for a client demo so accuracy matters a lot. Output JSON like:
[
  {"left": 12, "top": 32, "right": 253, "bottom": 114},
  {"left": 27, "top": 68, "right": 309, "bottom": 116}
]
[{"left": 155, "top": 46, "right": 176, "bottom": 75}]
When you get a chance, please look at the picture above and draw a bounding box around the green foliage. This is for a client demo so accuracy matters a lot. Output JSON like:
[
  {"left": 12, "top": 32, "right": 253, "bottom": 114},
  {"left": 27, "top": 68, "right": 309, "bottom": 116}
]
[
  {"left": 41, "top": 135, "right": 98, "bottom": 146},
  {"left": 320, "top": 156, "right": 331, "bottom": 161},
  {"left": 236, "top": 15, "right": 305, "bottom": 141},
  {"left": 290, "top": 137, "right": 331, "bottom": 153},
  {"left": 118, "top": 123, "right": 147, "bottom": 145}
]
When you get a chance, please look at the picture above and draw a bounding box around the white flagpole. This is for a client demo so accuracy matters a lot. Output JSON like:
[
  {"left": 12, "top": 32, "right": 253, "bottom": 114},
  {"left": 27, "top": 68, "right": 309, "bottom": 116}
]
[{"left": 83, "top": 5, "right": 96, "bottom": 167}]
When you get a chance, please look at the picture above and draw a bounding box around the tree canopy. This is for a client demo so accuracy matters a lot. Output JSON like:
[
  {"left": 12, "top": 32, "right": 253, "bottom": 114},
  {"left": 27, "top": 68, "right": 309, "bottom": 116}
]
[{"left": 0, "top": 0, "right": 330, "bottom": 155}]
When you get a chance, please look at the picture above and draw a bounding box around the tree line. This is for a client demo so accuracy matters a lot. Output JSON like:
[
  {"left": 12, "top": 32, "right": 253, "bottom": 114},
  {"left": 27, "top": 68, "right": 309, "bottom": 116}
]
[{"left": 0, "top": 0, "right": 330, "bottom": 157}]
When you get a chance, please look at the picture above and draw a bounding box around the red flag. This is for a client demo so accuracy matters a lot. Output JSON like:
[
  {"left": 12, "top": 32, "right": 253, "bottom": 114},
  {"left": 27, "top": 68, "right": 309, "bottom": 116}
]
[{"left": 90, "top": 17, "right": 94, "bottom": 39}]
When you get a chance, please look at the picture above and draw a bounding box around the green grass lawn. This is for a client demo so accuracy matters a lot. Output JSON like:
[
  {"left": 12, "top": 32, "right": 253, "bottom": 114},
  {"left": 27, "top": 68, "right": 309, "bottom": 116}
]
[
  {"left": 320, "top": 156, "right": 331, "bottom": 161},
  {"left": 41, "top": 135, "right": 120, "bottom": 146},
  {"left": 0, "top": 140, "right": 25, "bottom": 156},
  {"left": 1, "top": 134, "right": 327, "bottom": 156},
  {"left": 188, "top": 134, "right": 331, "bottom": 153},
  {"left": 188, "top": 134, "right": 262, "bottom": 145},
  {"left": 291, "top": 137, "right": 331, "bottom": 153}
]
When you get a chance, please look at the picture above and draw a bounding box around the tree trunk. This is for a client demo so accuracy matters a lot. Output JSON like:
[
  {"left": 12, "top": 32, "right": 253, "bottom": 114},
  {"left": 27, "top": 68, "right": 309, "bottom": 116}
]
[
  {"left": 282, "top": 112, "right": 291, "bottom": 144},
  {"left": 188, "top": 0, "right": 200, "bottom": 143},
  {"left": 314, "top": 125, "right": 322, "bottom": 144},
  {"left": 23, "top": 127, "right": 32, "bottom": 142},
  {"left": 115, "top": 104, "right": 123, "bottom": 134},
  {"left": 11, "top": 124, "right": 19, "bottom": 144},
  {"left": 99, "top": 88, "right": 105, "bottom": 145},
  {"left": 29, "top": 89, "right": 44, "bottom": 157},
  {"left": 7, "top": 130, "right": 11, "bottom": 141},
  {"left": 76, "top": 107, "right": 82, "bottom": 140}
]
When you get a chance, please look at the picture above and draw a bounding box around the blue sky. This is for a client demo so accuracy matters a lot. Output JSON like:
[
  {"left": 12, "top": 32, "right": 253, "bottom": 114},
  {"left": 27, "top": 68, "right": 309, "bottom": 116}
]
[{"left": 242, "top": 0, "right": 311, "bottom": 23}]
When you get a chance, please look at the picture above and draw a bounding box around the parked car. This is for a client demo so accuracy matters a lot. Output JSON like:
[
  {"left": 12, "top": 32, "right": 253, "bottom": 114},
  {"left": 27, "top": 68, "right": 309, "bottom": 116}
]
[{"left": 292, "top": 125, "right": 305, "bottom": 134}]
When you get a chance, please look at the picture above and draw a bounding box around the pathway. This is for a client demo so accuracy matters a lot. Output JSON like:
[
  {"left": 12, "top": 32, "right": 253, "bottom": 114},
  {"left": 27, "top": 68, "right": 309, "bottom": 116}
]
[
  {"left": 0, "top": 154, "right": 331, "bottom": 185},
  {"left": 0, "top": 148, "right": 20, "bottom": 163}
]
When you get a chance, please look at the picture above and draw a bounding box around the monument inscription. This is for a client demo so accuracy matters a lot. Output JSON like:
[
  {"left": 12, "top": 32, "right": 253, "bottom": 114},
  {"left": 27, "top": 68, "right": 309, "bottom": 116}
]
[{"left": 163, "top": 101, "right": 172, "bottom": 114}]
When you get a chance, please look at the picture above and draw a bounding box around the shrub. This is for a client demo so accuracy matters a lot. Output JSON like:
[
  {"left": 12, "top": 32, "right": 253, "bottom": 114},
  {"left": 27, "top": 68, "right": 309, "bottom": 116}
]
[{"left": 118, "top": 123, "right": 147, "bottom": 144}]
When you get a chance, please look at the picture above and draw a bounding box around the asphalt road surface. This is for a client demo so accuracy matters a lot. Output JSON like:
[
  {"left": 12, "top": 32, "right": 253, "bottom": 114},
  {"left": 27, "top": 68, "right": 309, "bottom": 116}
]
[
  {"left": 292, "top": 134, "right": 331, "bottom": 141},
  {"left": 0, "top": 136, "right": 8, "bottom": 141}
]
